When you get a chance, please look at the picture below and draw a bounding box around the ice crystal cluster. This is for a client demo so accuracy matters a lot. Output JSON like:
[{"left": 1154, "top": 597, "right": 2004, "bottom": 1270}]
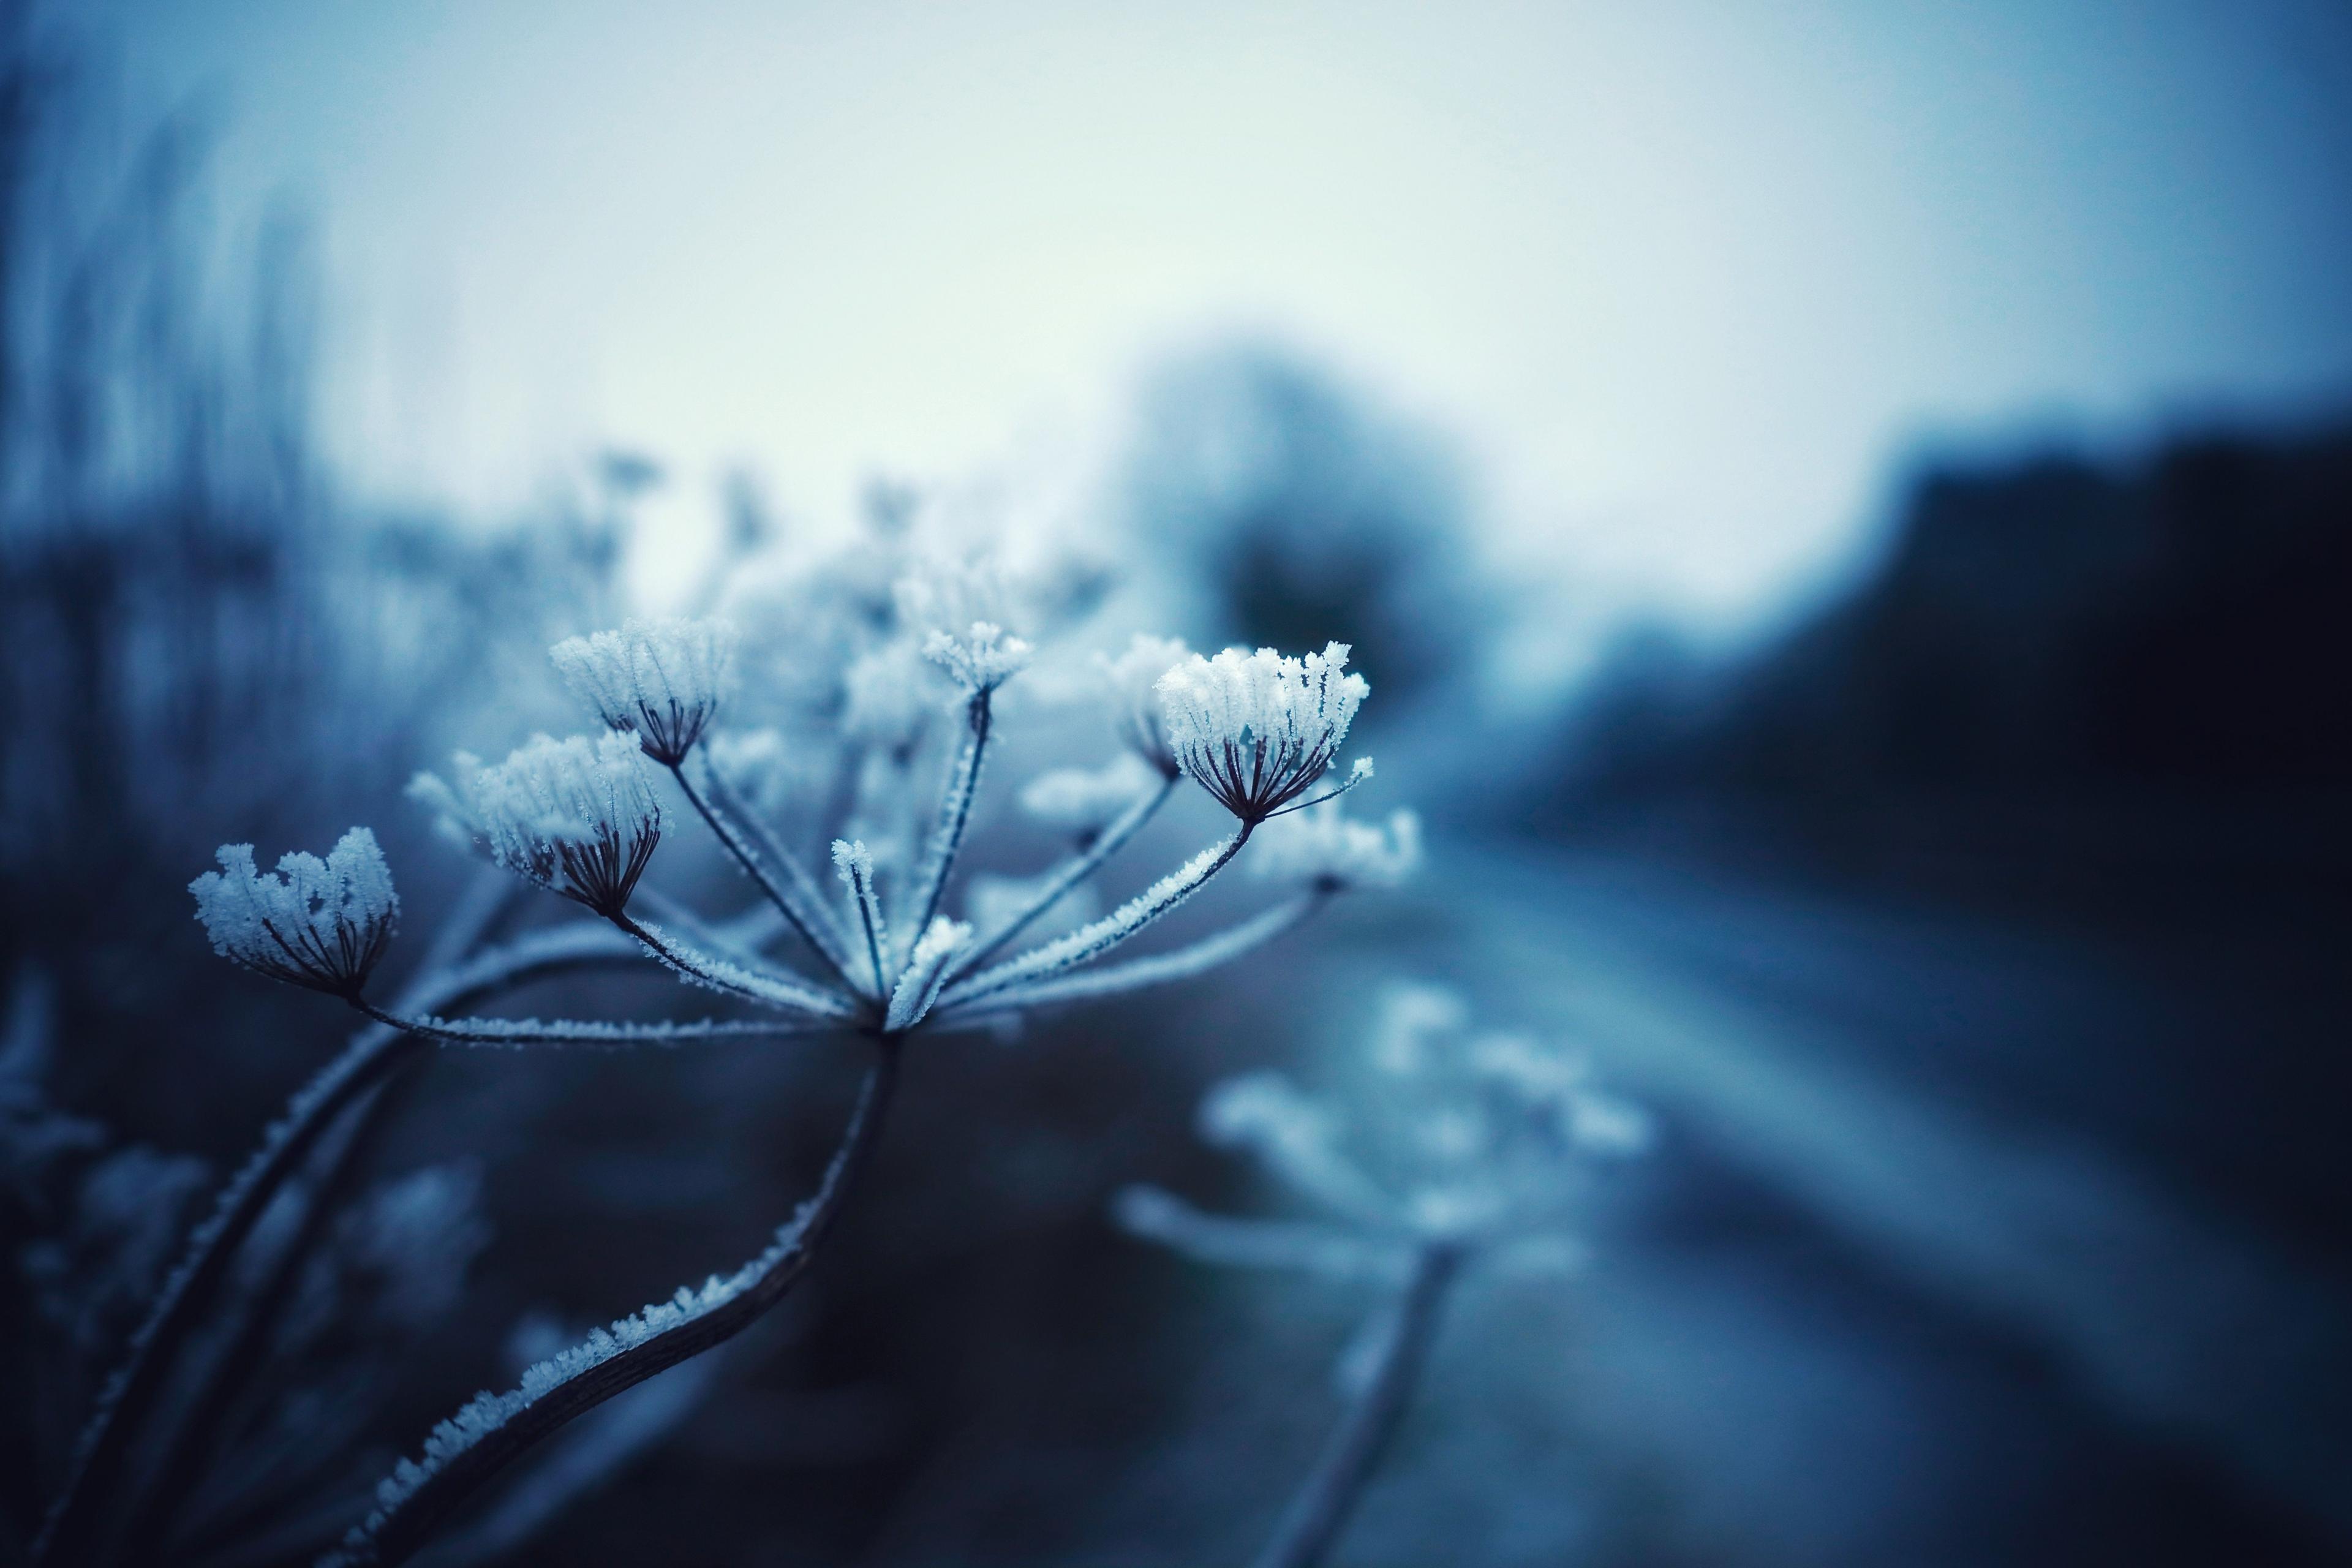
[
  {"left": 407, "top": 733, "right": 662, "bottom": 916},
  {"left": 1120, "top": 982, "right": 1647, "bottom": 1276},
  {"left": 551, "top": 617, "right": 739, "bottom": 764},
  {"left": 1156, "top": 641, "right": 1370, "bottom": 823},
  {"left": 189, "top": 828, "right": 398, "bottom": 996}
]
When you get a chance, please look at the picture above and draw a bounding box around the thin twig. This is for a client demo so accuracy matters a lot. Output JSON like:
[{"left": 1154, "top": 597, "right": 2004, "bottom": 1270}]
[
  {"left": 1252, "top": 1243, "right": 1464, "bottom": 1568},
  {"left": 327, "top": 1034, "right": 907, "bottom": 1567},
  {"left": 947, "top": 769, "right": 1177, "bottom": 982},
  {"left": 670, "top": 753, "right": 859, "bottom": 990}
]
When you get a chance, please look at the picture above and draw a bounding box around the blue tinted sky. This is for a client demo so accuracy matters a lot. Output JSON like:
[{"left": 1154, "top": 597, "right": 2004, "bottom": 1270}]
[{"left": 102, "top": 0, "right": 2352, "bottom": 624}]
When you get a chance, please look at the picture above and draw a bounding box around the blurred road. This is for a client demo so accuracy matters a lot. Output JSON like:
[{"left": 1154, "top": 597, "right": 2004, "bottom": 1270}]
[{"left": 1306, "top": 839, "right": 2352, "bottom": 1566}]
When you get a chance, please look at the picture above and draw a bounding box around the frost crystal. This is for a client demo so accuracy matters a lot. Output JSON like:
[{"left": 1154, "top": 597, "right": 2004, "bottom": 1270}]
[
  {"left": 1019, "top": 754, "right": 1157, "bottom": 836},
  {"left": 884, "top": 916, "right": 971, "bottom": 1031},
  {"left": 1155, "top": 641, "right": 1370, "bottom": 822},
  {"left": 921, "top": 620, "right": 1032, "bottom": 693},
  {"left": 409, "top": 733, "right": 662, "bottom": 916},
  {"left": 1098, "top": 633, "right": 1191, "bottom": 777},
  {"left": 550, "top": 617, "right": 737, "bottom": 765},
  {"left": 1253, "top": 804, "right": 1422, "bottom": 891},
  {"left": 190, "top": 829, "right": 399, "bottom": 996}
]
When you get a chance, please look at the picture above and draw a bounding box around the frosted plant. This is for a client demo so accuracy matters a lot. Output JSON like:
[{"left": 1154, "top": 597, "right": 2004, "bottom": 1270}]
[
  {"left": 1157, "top": 641, "right": 1373, "bottom": 824},
  {"left": 190, "top": 829, "right": 399, "bottom": 997},
  {"left": 409, "top": 733, "right": 663, "bottom": 919},
  {"left": 550, "top": 616, "right": 738, "bottom": 765},
  {"left": 1116, "top": 981, "right": 1648, "bottom": 1568},
  {"left": 39, "top": 526, "right": 1412, "bottom": 1568}
]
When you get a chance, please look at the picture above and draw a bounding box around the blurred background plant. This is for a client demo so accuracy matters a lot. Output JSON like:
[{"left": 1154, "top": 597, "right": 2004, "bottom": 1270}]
[{"left": 5, "top": 0, "right": 2351, "bottom": 1563}]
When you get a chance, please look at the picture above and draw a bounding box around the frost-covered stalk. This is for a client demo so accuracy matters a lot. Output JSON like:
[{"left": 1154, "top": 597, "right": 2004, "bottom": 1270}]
[
  {"left": 321, "top": 1033, "right": 907, "bottom": 1568},
  {"left": 949, "top": 769, "right": 1178, "bottom": 981},
  {"left": 31, "top": 867, "right": 643, "bottom": 1568},
  {"left": 671, "top": 751, "right": 858, "bottom": 990},
  {"left": 1253, "top": 1242, "right": 1464, "bottom": 1568}
]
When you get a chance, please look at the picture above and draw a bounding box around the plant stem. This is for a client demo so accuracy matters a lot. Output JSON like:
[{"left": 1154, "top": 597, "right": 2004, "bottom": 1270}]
[
  {"left": 1252, "top": 1242, "right": 1464, "bottom": 1568},
  {"left": 947, "top": 769, "right": 1177, "bottom": 982},
  {"left": 339, "top": 1033, "right": 907, "bottom": 1567},
  {"left": 670, "top": 753, "right": 859, "bottom": 991}
]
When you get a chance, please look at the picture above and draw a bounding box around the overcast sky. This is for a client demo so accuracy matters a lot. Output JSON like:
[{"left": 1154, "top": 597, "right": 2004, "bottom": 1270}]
[{"left": 100, "top": 0, "right": 2352, "bottom": 629}]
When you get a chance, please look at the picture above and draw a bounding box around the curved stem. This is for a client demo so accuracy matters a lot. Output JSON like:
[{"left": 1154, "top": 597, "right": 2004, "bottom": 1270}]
[
  {"left": 936, "top": 891, "right": 1322, "bottom": 1025},
  {"left": 947, "top": 769, "right": 1177, "bottom": 983},
  {"left": 612, "top": 913, "right": 859, "bottom": 1020},
  {"left": 328, "top": 1035, "right": 907, "bottom": 1568},
  {"left": 31, "top": 913, "right": 671, "bottom": 1567},
  {"left": 32, "top": 1025, "right": 429, "bottom": 1567},
  {"left": 671, "top": 754, "right": 859, "bottom": 990},
  {"left": 1253, "top": 1243, "right": 1463, "bottom": 1568},
  {"left": 350, "top": 1000, "right": 837, "bottom": 1048},
  {"left": 939, "top": 824, "right": 1253, "bottom": 1013},
  {"left": 906, "top": 690, "right": 993, "bottom": 948}
]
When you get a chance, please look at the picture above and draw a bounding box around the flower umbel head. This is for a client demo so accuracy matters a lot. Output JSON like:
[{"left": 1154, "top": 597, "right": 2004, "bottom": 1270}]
[
  {"left": 921, "top": 621, "right": 1031, "bottom": 694},
  {"left": 1155, "top": 641, "right": 1369, "bottom": 823},
  {"left": 409, "top": 733, "right": 662, "bottom": 916},
  {"left": 550, "top": 617, "right": 737, "bottom": 765},
  {"left": 1253, "top": 804, "right": 1422, "bottom": 892},
  {"left": 190, "top": 827, "right": 399, "bottom": 997},
  {"left": 1098, "top": 633, "right": 1191, "bottom": 777}
]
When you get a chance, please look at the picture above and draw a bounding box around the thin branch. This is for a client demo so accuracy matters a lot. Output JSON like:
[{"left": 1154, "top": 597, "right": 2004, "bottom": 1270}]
[
  {"left": 669, "top": 752, "right": 859, "bottom": 990},
  {"left": 31, "top": 911, "right": 669, "bottom": 1567},
  {"left": 323, "top": 1035, "right": 907, "bottom": 1568},
  {"left": 350, "top": 1001, "right": 837, "bottom": 1049},
  {"left": 936, "top": 892, "right": 1321, "bottom": 1024},
  {"left": 938, "top": 826, "right": 1253, "bottom": 1013},
  {"left": 611, "top": 914, "right": 859, "bottom": 1020},
  {"left": 1253, "top": 1243, "right": 1464, "bottom": 1568},
  {"left": 946, "top": 769, "right": 1177, "bottom": 982},
  {"left": 904, "top": 689, "right": 993, "bottom": 949}
]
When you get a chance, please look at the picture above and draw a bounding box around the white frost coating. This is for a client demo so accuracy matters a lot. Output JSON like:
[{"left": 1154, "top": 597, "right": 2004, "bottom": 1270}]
[
  {"left": 1112, "top": 1186, "right": 1411, "bottom": 1283},
  {"left": 831, "top": 839, "right": 890, "bottom": 994},
  {"left": 1251, "top": 804, "right": 1422, "bottom": 891},
  {"left": 622, "top": 919, "right": 858, "bottom": 1019},
  {"left": 324, "top": 1207, "right": 820, "bottom": 1567},
  {"left": 921, "top": 620, "right": 1031, "bottom": 692},
  {"left": 939, "top": 832, "right": 1243, "bottom": 1009},
  {"left": 1097, "top": 633, "right": 1191, "bottom": 776},
  {"left": 409, "top": 733, "right": 662, "bottom": 914},
  {"left": 939, "top": 895, "right": 1312, "bottom": 1020},
  {"left": 1018, "top": 754, "right": 1156, "bottom": 835},
  {"left": 1155, "top": 642, "right": 1369, "bottom": 821},
  {"left": 884, "top": 917, "right": 971, "bottom": 1031},
  {"left": 190, "top": 827, "right": 399, "bottom": 995},
  {"left": 399, "top": 1012, "right": 832, "bottom": 1049},
  {"left": 550, "top": 617, "right": 737, "bottom": 764}
]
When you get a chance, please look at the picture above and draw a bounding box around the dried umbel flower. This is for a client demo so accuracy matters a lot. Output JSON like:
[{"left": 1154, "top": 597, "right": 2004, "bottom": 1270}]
[
  {"left": 1098, "top": 633, "right": 1191, "bottom": 777},
  {"left": 409, "top": 733, "right": 662, "bottom": 916},
  {"left": 190, "top": 827, "right": 399, "bottom": 996},
  {"left": 551, "top": 617, "right": 738, "bottom": 765},
  {"left": 1156, "top": 641, "right": 1370, "bottom": 824},
  {"left": 1252, "top": 803, "right": 1422, "bottom": 892}
]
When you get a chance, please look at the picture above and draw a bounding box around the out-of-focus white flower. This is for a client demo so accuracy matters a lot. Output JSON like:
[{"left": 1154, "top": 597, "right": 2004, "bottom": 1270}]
[
  {"left": 1097, "top": 633, "right": 1191, "bottom": 777},
  {"left": 1018, "top": 753, "right": 1158, "bottom": 837},
  {"left": 551, "top": 617, "right": 737, "bottom": 764},
  {"left": 1251, "top": 804, "right": 1422, "bottom": 892},
  {"left": 842, "top": 641, "right": 941, "bottom": 749},
  {"left": 190, "top": 827, "right": 399, "bottom": 995},
  {"left": 1155, "top": 642, "right": 1370, "bottom": 823},
  {"left": 704, "top": 726, "right": 827, "bottom": 822},
  {"left": 409, "top": 733, "right": 662, "bottom": 916},
  {"left": 921, "top": 620, "right": 1031, "bottom": 693}
]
